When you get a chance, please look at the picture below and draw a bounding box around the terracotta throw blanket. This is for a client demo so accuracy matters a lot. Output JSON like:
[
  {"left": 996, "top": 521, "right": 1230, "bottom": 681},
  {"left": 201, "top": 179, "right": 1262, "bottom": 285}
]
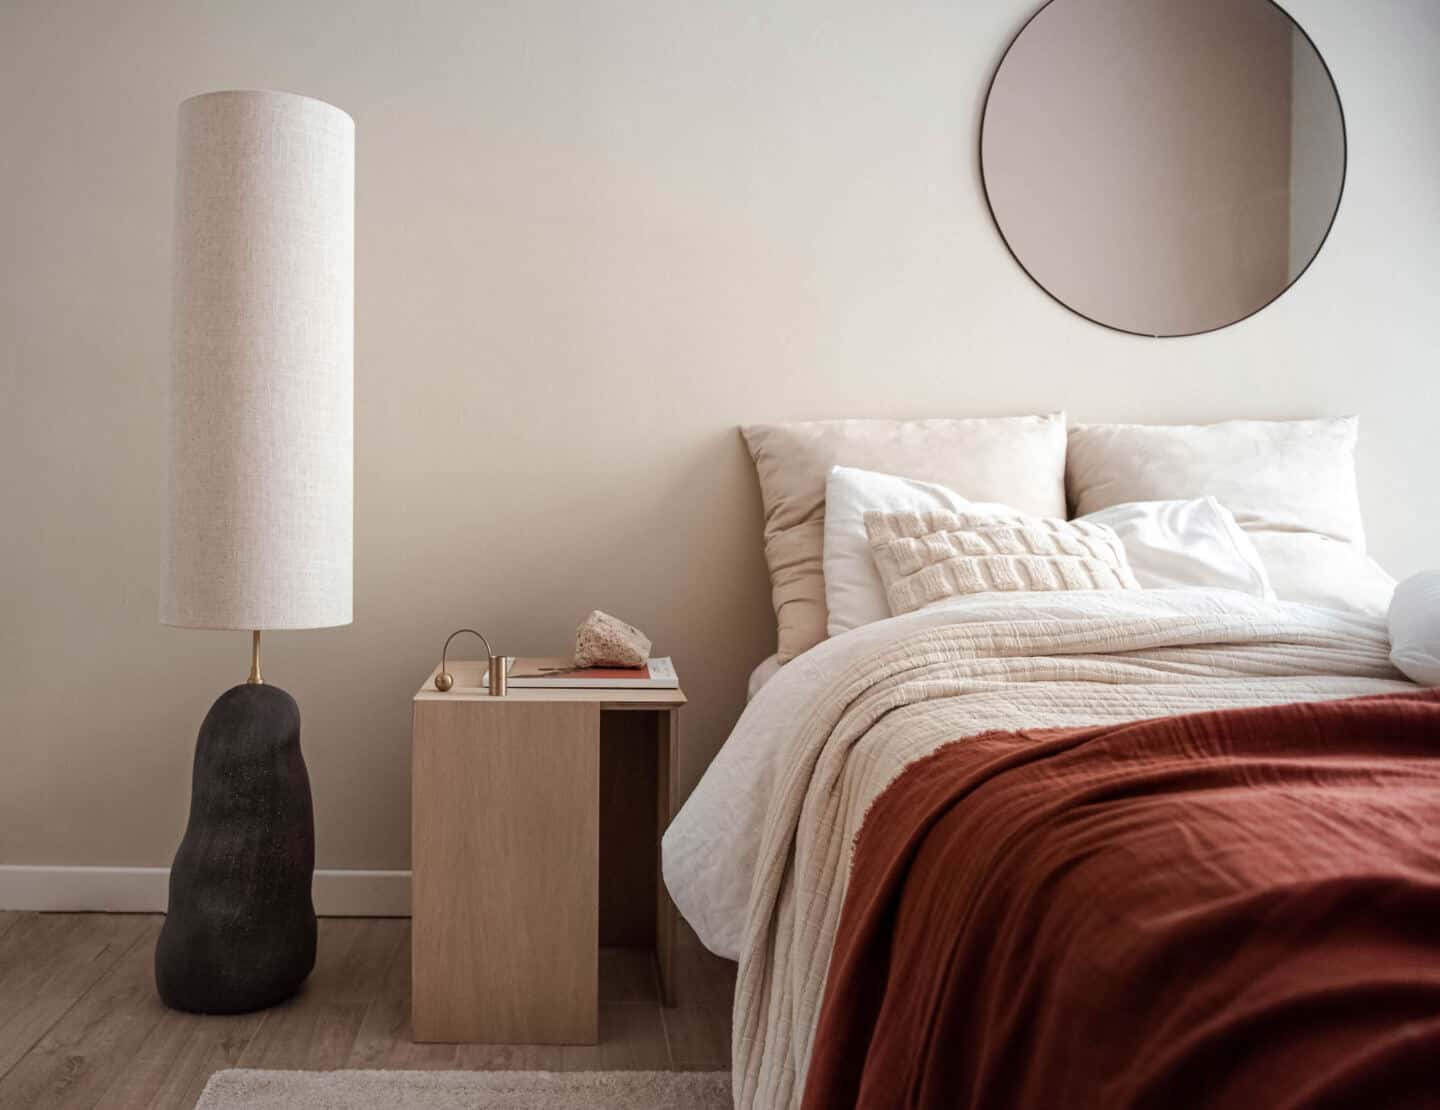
[
  {"left": 728, "top": 598, "right": 1415, "bottom": 1109},
  {"left": 802, "top": 690, "right": 1440, "bottom": 1110}
]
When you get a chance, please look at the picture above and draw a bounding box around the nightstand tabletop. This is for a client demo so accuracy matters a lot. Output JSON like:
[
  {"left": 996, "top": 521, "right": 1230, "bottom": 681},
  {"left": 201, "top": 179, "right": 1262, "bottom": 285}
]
[{"left": 414, "top": 660, "right": 686, "bottom": 708}]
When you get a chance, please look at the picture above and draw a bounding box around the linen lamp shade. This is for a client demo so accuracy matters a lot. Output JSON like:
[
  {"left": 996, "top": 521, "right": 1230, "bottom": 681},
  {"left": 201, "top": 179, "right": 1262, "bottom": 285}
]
[{"left": 162, "top": 90, "right": 354, "bottom": 630}]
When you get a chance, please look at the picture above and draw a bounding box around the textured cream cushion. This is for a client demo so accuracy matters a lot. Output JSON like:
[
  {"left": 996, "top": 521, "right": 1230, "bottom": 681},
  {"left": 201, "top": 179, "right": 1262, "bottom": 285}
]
[
  {"left": 822, "top": 465, "right": 1020, "bottom": 636},
  {"left": 1066, "top": 418, "right": 1393, "bottom": 614},
  {"left": 865, "top": 509, "right": 1139, "bottom": 615},
  {"left": 742, "top": 414, "right": 1067, "bottom": 660}
]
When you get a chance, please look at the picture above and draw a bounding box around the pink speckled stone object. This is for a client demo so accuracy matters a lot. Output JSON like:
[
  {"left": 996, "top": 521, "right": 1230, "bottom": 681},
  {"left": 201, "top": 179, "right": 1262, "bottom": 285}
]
[{"left": 573, "top": 610, "right": 651, "bottom": 668}]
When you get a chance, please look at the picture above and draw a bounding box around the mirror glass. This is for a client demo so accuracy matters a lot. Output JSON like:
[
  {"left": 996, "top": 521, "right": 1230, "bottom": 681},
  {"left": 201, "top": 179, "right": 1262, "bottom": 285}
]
[{"left": 981, "top": 0, "right": 1346, "bottom": 337}]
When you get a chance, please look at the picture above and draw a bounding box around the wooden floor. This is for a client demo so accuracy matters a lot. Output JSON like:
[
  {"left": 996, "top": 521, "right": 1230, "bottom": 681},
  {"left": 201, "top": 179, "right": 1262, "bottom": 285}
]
[{"left": 0, "top": 912, "right": 736, "bottom": 1110}]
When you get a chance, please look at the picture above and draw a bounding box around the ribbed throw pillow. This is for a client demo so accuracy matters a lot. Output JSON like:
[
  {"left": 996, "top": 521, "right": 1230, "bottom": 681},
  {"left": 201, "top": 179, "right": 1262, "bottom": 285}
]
[{"left": 865, "top": 509, "right": 1140, "bottom": 616}]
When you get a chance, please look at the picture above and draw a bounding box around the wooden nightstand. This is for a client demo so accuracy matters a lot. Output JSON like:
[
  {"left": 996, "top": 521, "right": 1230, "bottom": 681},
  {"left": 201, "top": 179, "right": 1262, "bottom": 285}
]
[{"left": 410, "top": 660, "right": 685, "bottom": 1044}]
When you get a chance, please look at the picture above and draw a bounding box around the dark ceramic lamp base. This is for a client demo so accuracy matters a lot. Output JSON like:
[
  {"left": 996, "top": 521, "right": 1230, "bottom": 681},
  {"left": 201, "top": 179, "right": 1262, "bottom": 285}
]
[{"left": 155, "top": 683, "right": 317, "bottom": 1014}]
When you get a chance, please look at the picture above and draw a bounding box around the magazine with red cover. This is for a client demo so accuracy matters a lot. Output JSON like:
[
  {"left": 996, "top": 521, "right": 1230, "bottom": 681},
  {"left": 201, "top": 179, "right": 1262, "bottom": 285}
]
[{"left": 505, "top": 656, "right": 678, "bottom": 689}]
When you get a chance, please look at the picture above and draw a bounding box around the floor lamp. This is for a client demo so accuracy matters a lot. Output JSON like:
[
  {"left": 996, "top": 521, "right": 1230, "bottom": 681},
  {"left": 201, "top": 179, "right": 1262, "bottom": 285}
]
[{"left": 156, "top": 90, "right": 354, "bottom": 1013}]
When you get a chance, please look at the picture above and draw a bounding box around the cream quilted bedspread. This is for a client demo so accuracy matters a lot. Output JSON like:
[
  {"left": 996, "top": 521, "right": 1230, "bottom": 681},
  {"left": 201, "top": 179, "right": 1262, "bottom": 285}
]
[{"left": 700, "top": 591, "right": 1411, "bottom": 1110}]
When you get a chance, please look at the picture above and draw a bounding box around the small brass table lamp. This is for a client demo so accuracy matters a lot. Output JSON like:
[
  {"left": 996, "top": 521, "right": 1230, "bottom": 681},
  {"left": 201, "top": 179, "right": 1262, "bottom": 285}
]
[{"left": 434, "top": 628, "right": 508, "bottom": 696}]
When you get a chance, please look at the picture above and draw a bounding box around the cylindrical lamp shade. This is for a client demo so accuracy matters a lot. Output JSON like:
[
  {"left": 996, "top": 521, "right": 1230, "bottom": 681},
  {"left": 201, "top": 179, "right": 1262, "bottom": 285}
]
[{"left": 163, "top": 91, "right": 354, "bottom": 630}]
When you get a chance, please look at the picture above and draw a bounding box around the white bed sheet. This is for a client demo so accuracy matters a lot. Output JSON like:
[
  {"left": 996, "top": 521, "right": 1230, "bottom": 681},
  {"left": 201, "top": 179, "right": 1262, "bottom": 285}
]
[
  {"left": 746, "top": 654, "right": 784, "bottom": 701},
  {"left": 662, "top": 588, "right": 1399, "bottom": 960}
]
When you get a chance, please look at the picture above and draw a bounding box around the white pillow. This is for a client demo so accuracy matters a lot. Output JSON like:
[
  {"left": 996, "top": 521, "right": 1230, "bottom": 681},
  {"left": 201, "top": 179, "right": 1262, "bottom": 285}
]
[
  {"left": 827, "top": 466, "right": 1280, "bottom": 634},
  {"left": 823, "top": 465, "right": 1018, "bottom": 635},
  {"left": 1067, "top": 418, "right": 1393, "bottom": 614},
  {"left": 1082, "top": 498, "right": 1274, "bottom": 599},
  {"left": 1248, "top": 534, "right": 1396, "bottom": 617},
  {"left": 1390, "top": 571, "right": 1440, "bottom": 685},
  {"left": 746, "top": 654, "right": 785, "bottom": 701}
]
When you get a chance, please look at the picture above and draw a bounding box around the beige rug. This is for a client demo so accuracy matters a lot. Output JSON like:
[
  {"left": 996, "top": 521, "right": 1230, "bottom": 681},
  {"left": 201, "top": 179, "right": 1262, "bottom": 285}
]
[{"left": 195, "top": 1069, "right": 731, "bottom": 1109}]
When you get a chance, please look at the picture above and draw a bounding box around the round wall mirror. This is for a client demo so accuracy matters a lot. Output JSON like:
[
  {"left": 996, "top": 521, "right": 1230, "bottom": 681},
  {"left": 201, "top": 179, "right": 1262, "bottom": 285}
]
[{"left": 980, "top": 0, "right": 1346, "bottom": 337}]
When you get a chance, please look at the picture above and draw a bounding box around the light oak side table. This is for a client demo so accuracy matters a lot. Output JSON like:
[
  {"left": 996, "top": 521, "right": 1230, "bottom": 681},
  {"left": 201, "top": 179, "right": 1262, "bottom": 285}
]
[{"left": 411, "top": 660, "right": 685, "bottom": 1044}]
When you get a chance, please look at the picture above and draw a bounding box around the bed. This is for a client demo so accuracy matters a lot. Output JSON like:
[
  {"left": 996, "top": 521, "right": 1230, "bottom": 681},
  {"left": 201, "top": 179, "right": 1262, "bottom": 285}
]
[
  {"left": 666, "top": 590, "right": 1440, "bottom": 1107},
  {"left": 662, "top": 413, "right": 1440, "bottom": 1109}
]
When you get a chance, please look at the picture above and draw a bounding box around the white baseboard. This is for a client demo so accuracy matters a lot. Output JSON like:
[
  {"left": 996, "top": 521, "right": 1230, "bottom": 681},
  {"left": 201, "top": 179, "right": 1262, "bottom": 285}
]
[{"left": 0, "top": 865, "right": 412, "bottom": 916}]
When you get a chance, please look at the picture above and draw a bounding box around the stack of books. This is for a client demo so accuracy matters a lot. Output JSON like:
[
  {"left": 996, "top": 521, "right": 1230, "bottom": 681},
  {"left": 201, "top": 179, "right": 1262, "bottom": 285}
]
[{"left": 504, "top": 656, "right": 678, "bottom": 690}]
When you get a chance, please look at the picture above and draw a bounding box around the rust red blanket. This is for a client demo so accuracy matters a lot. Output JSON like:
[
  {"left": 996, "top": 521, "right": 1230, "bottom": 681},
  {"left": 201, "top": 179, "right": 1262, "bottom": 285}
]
[{"left": 802, "top": 690, "right": 1440, "bottom": 1110}]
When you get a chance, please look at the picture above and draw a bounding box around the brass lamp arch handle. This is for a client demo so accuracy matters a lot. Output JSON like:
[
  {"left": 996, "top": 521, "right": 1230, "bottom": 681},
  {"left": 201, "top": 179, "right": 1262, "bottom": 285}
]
[{"left": 434, "top": 628, "right": 495, "bottom": 692}]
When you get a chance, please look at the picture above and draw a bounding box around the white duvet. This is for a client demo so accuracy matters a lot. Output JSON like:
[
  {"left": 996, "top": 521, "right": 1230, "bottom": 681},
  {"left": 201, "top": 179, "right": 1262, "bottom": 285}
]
[{"left": 661, "top": 588, "right": 1412, "bottom": 1108}]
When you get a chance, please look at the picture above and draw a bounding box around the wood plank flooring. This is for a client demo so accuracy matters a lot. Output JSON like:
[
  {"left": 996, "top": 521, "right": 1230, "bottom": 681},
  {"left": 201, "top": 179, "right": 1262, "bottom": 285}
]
[{"left": 0, "top": 914, "right": 735, "bottom": 1110}]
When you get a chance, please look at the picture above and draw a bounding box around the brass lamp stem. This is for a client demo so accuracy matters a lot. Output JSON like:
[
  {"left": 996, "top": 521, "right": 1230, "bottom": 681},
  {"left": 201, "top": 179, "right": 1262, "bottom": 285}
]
[{"left": 247, "top": 630, "right": 263, "bottom": 685}]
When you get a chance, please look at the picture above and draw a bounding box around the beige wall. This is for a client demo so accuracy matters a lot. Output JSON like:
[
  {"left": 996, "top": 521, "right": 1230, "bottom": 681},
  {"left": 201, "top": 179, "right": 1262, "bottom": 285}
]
[{"left": 2, "top": 0, "right": 1438, "bottom": 875}]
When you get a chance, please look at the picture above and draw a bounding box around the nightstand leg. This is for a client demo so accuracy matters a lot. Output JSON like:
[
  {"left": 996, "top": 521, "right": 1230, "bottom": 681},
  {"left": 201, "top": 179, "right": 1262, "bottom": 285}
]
[{"left": 656, "top": 707, "right": 678, "bottom": 1006}]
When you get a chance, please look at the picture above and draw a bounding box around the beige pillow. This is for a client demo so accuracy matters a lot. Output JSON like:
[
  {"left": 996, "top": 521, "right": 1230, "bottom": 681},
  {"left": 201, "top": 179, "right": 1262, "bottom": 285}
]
[
  {"left": 865, "top": 509, "right": 1140, "bottom": 616},
  {"left": 1066, "top": 417, "right": 1394, "bottom": 614},
  {"left": 742, "top": 414, "right": 1068, "bottom": 660},
  {"left": 1066, "top": 417, "right": 1364, "bottom": 544}
]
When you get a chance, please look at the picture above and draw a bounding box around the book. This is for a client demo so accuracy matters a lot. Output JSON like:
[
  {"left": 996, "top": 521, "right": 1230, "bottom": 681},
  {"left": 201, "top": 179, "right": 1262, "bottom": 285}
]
[{"left": 505, "top": 656, "right": 679, "bottom": 690}]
